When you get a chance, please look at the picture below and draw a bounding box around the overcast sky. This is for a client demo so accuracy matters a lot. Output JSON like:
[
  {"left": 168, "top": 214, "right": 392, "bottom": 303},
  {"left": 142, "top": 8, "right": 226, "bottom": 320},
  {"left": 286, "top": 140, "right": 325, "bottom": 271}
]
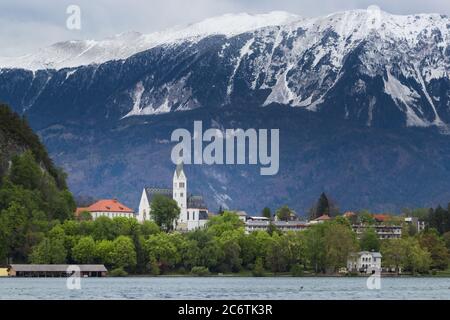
[{"left": 1, "top": 0, "right": 450, "bottom": 56}]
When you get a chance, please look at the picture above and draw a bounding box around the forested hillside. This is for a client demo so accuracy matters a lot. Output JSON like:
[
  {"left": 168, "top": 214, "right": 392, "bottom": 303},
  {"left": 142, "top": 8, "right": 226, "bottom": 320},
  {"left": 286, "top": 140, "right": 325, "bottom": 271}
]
[{"left": 0, "top": 103, "right": 75, "bottom": 264}]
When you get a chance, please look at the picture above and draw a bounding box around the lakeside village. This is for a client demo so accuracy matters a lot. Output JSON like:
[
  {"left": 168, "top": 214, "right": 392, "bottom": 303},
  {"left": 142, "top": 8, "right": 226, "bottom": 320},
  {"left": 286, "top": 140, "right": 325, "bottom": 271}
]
[{"left": 2, "top": 163, "right": 450, "bottom": 278}]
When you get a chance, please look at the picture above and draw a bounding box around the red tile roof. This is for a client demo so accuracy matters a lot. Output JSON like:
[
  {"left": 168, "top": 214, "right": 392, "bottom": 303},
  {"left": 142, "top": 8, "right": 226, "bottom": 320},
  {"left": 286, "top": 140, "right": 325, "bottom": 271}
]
[
  {"left": 315, "top": 214, "right": 332, "bottom": 221},
  {"left": 76, "top": 199, "right": 134, "bottom": 215},
  {"left": 373, "top": 214, "right": 390, "bottom": 222},
  {"left": 343, "top": 211, "right": 356, "bottom": 218}
]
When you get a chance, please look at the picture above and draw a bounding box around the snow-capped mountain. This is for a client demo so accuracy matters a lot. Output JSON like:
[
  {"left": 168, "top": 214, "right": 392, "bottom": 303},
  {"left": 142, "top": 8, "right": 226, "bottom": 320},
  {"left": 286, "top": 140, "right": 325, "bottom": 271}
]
[
  {"left": 2, "top": 9, "right": 450, "bottom": 213},
  {"left": 0, "top": 11, "right": 299, "bottom": 71},
  {"left": 1, "top": 9, "right": 449, "bottom": 130}
]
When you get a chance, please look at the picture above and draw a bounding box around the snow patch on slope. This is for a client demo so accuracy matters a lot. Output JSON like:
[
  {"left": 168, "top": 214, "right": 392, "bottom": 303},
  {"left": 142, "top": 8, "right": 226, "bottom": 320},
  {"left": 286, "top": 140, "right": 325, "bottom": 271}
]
[
  {"left": 227, "top": 38, "right": 255, "bottom": 96},
  {"left": 384, "top": 71, "right": 428, "bottom": 127}
]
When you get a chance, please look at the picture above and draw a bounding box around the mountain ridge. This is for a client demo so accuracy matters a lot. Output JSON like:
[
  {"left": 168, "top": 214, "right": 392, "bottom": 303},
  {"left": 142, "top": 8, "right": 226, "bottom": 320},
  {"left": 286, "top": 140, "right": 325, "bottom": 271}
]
[
  {"left": 1, "top": 8, "right": 450, "bottom": 212},
  {"left": 0, "top": 8, "right": 448, "bottom": 71}
]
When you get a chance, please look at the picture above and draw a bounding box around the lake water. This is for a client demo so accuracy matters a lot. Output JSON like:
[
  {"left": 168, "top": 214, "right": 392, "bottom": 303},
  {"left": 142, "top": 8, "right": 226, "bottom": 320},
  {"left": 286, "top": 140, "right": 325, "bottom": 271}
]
[{"left": 1, "top": 277, "right": 450, "bottom": 300}]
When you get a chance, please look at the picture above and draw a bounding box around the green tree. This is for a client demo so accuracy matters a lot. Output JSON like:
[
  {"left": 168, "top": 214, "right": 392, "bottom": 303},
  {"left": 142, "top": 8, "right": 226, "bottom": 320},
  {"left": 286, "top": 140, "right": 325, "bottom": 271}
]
[
  {"left": 252, "top": 257, "right": 265, "bottom": 277},
  {"left": 29, "top": 238, "right": 66, "bottom": 264},
  {"left": 7, "top": 151, "right": 75, "bottom": 222},
  {"left": 323, "top": 223, "right": 359, "bottom": 272},
  {"left": 216, "top": 230, "right": 243, "bottom": 273},
  {"left": 130, "top": 223, "right": 147, "bottom": 274},
  {"left": 144, "top": 233, "right": 180, "bottom": 272},
  {"left": 358, "top": 211, "right": 375, "bottom": 225},
  {"left": 239, "top": 233, "right": 258, "bottom": 268},
  {"left": 276, "top": 205, "right": 293, "bottom": 222},
  {"left": 186, "top": 229, "right": 223, "bottom": 271},
  {"left": 402, "top": 237, "right": 431, "bottom": 274},
  {"left": 267, "top": 223, "right": 280, "bottom": 236},
  {"left": 0, "top": 202, "right": 29, "bottom": 263},
  {"left": 254, "top": 231, "right": 272, "bottom": 254},
  {"left": 360, "top": 228, "right": 380, "bottom": 252},
  {"left": 191, "top": 266, "right": 210, "bottom": 276},
  {"left": 199, "top": 239, "right": 223, "bottom": 271},
  {"left": 182, "top": 240, "right": 201, "bottom": 271},
  {"left": 112, "top": 217, "right": 140, "bottom": 237},
  {"left": 428, "top": 206, "right": 449, "bottom": 234},
  {"left": 309, "top": 193, "right": 330, "bottom": 220},
  {"left": 111, "top": 236, "right": 137, "bottom": 270},
  {"left": 92, "top": 216, "right": 116, "bottom": 240},
  {"left": 418, "top": 230, "right": 449, "bottom": 270},
  {"left": 303, "top": 224, "right": 327, "bottom": 273},
  {"left": 381, "top": 239, "right": 404, "bottom": 274},
  {"left": 29, "top": 225, "right": 67, "bottom": 264},
  {"left": 443, "top": 231, "right": 450, "bottom": 251},
  {"left": 9, "top": 151, "right": 42, "bottom": 191},
  {"left": 262, "top": 207, "right": 272, "bottom": 220},
  {"left": 95, "top": 240, "right": 114, "bottom": 266},
  {"left": 72, "top": 236, "right": 96, "bottom": 264},
  {"left": 140, "top": 221, "right": 160, "bottom": 236},
  {"left": 265, "top": 233, "right": 288, "bottom": 273},
  {"left": 279, "top": 232, "right": 307, "bottom": 269},
  {"left": 207, "top": 211, "right": 244, "bottom": 237},
  {"left": 0, "top": 104, "right": 68, "bottom": 189},
  {"left": 150, "top": 195, "right": 180, "bottom": 232},
  {"left": 78, "top": 211, "right": 92, "bottom": 221},
  {"left": 382, "top": 237, "right": 431, "bottom": 274}
]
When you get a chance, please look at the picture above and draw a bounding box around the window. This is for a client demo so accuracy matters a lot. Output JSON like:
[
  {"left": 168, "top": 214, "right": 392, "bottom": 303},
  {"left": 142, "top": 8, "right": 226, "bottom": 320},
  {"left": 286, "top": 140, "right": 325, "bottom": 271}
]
[
  {"left": 180, "top": 182, "right": 185, "bottom": 188},
  {"left": 180, "top": 193, "right": 184, "bottom": 197},
  {"left": 187, "top": 212, "right": 190, "bottom": 220},
  {"left": 193, "top": 212, "right": 195, "bottom": 220}
]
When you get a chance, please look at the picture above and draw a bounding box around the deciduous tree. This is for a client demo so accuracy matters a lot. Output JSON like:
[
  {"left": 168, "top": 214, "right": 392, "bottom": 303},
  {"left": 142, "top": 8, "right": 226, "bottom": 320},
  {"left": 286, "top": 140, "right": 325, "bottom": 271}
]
[
  {"left": 72, "top": 236, "right": 96, "bottom": 264},
  {"left": 150, "top": 195, "right": 180, "bottom": 232}
]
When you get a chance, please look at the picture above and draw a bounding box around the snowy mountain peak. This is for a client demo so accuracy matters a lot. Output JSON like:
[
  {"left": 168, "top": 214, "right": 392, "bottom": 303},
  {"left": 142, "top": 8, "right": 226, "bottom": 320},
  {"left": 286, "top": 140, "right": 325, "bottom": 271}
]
[
  {"left": 0, "top": 11, "right": 301, "bottom": 71},
  {"left": 1, "top": 9, "right": 449, "bottom": 71},
  {"left": 180, "top": 11, "right": 301, "bottom": 37},
  {"left": 6, "top": 8, "right": 450, "bottom": 71},
  {"left": 1, "top": 8, "right": 450, "bottom": 131}
]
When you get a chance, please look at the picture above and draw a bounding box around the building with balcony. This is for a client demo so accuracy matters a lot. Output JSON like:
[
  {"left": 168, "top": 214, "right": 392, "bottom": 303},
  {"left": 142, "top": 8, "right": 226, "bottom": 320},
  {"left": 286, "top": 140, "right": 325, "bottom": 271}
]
[{"left": 352, "top": 224, "right": 402, "bottom": 239}]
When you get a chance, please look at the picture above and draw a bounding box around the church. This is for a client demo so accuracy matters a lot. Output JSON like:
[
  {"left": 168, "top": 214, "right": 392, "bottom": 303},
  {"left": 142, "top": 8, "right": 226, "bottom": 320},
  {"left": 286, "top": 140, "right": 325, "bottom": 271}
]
[{"left": 137, "top": 163, "right": 209, "bottom": 231}]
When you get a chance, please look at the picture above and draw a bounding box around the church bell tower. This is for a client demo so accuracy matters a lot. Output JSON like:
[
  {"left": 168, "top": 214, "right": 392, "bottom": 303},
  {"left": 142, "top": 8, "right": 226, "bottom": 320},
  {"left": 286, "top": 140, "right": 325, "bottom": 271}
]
[{"left": 173, "top": 162, "right": 187, "bottom": 222}]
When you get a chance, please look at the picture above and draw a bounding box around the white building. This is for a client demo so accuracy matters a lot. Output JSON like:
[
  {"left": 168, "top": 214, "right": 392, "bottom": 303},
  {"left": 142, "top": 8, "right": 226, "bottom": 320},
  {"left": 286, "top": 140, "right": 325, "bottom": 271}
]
[
  {"left": 137, "top": 163, "right": 208, "bottom": 231},
  {"left": 404, "top": 217, "right": 426, "bottom": 233},
  {"left": 347, "top": 251, "right": 382, "bottom": 274},
  {"left": 352, "top": 224, "right": 402, "bottom": 240},
  {"left": 76, "top": 199, "right": 135, "bottom": 220},
  {"left": 236, "top": 211, "right": 249, "bottom": 223},
  {"left": 245, "top": 220, "right": 309, "bottom": 233}
]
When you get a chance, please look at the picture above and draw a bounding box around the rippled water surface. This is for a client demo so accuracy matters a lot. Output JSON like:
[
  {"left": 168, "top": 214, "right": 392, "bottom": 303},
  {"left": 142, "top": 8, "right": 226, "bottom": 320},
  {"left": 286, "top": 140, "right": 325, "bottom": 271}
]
[{"left": 1, "top": 277, "right": 450, "bottom": 300}]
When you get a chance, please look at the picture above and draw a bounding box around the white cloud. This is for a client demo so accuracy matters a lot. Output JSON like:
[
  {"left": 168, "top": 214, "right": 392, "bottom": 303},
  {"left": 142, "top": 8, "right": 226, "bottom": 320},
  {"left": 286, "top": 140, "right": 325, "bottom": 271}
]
[{"left": 1, "top": 0, "right": 450, "bottom": 56}]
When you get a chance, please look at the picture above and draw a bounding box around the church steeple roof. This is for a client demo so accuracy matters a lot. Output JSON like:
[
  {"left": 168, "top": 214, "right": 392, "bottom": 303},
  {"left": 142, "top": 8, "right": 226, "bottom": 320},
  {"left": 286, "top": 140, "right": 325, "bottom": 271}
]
[{"left": 175, "top": 162, "right": 184, "bottom": 178}]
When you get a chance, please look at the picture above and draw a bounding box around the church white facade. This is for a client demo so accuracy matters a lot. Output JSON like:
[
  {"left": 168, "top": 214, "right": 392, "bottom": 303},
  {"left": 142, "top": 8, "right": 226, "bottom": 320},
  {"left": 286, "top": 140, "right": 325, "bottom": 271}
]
[{"left": 137, "top": 163, "right": 209, "bottom": 231}]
